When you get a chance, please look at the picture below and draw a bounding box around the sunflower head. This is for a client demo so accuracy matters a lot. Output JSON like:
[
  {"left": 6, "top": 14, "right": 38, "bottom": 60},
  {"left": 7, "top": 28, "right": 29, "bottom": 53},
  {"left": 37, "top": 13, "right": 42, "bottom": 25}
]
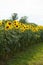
[
  {"left": 0, "top": 20, "right": 2, "bottom": 26},
  {"left": 6, "top": 21, "right": 12, "bottom": 25},
  {"left": 14, "top": 24, "right": 20, "bottom": 29},
  {"left": 20, "top": 27, "right": 26, "bottom": 32},
  {"left": 5, "top": 25, "right": 10, "bottom": 30},
  {"left": 5, "top": 24, "right": 13, "bottom": 30}
]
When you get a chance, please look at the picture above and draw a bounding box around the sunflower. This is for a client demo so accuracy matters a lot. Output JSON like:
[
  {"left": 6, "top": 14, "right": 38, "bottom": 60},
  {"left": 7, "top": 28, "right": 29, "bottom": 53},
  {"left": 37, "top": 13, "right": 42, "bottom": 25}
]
[
  {"left": 6, "top": 21, "right": 12, "bottom": 26},
  {"left": 26, "top": 25, "right": 30, "bottom": 30},
  {"left": 13, "top": 20, "right": 18, "bottom": 22},
  {"left": 31, "top": 27, "right": 37, "bottom": 32},
  {"left": 20, "top": 27, "right": 26, "bottom": 32},
  {"left": 13, "top": 20, "right": 19, "bottom": 24},
  {"left": 14, "top": 24, "right": 20, "bottom": 29},
  {"left": 5, "top": 24, "right": 13, "bottom": 30},
  {"left": 5, "top": 25, "right": 10, "bottom": 30},
  {"left": 0, "top": 20, "right": 2, "bottom": 26}
]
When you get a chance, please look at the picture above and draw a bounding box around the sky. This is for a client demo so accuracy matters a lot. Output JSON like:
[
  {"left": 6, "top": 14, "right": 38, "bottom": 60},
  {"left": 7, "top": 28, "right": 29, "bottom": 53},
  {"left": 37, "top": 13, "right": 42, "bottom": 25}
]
[{"left": 0, "top": 0, "right": 43, "bottom": 25}]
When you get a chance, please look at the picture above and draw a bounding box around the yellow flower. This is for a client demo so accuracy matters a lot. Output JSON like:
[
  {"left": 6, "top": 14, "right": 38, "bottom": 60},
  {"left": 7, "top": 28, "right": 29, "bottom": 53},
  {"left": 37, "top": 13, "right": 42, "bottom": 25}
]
[
  {"left": 5, "top": 25, "right": 10, "bottom": 30},
  {"left": 13, "top": 20, "right": 19, "bottom": 22},
  {"left": 26, "top": 25, "right": 30, "bottom": 30},
  {"left": 35, "top": 27, "right": 39, "bottom": 32},
  {"left": 13, "top": 20, "right": 19, "bottom": 24},
  {"left": 6, "top": 21, "right": 12, "bottom": 26},
  {"left": 0, "top": 20, "right": 2, "bottom": 26},
  {"left": 31, "top": 27, "right": 36, "bottom": 32},
  {"left": 13, "top": 20, "right": 20, "bottom": 27},
  {"left": 20, "top": 27, "right": 26, "bottom": 32},
  {"left": 5, "top": 24, "right": 13, "bottom": 30},
  {"left": 18, "top": 22, "right": 23, "bottom": 27},
  {"left": 20, "top": 24, "right": 26, "bottom": 29},
  {"left": 5, "top": 21, "right": 13, "bottom": 30},
  {"left": 14, "top": 24, "right": 20, "bottom": 29},
  {"left": 38, "top": 26, "right": 43, "bottom": 30}
]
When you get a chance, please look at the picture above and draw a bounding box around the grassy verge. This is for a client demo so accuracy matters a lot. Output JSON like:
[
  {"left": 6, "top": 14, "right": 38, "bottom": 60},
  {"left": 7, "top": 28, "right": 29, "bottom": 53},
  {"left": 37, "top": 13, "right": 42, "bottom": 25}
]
[{"left": 7, "top": 42, "right": 43, "bottom": 65}]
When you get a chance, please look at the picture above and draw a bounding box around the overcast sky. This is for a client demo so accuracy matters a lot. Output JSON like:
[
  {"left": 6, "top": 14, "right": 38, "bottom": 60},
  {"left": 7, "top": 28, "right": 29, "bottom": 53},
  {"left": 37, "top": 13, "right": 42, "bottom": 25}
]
[{"left": 0, "top": 0, "right": 43, "bottom": 25}]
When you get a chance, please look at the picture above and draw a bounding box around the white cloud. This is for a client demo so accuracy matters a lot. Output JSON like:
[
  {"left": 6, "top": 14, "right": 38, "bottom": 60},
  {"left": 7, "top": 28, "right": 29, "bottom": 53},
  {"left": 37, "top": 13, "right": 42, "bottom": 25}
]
[{"left": 0, "top": 0, "right": 43, "bottom": 25}]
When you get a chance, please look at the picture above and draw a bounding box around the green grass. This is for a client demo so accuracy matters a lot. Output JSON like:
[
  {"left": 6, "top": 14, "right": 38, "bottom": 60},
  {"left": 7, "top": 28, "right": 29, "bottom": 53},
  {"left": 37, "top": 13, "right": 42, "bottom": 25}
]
[{"left": 7, "top": 43, "right": 43, "bottom": 65}]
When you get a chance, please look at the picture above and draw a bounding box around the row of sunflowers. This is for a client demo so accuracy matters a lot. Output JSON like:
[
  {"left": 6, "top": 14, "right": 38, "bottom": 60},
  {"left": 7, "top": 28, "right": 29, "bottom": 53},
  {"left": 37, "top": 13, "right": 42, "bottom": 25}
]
[
  {"left": 0, "top": 20, "right": 43, "bottom": 32},
  {"left": 0, "top": 19, "right": 43, "bottom": 61}
]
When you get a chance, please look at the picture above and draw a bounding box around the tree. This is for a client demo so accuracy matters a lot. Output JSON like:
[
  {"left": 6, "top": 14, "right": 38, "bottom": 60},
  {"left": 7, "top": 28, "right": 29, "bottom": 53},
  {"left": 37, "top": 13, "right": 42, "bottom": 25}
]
[
  {"left": 11, "top": 13, "right": 18, "bottom": 20},
  {"left": 19, "top": 16, "right": 28, "bottom": 23}
]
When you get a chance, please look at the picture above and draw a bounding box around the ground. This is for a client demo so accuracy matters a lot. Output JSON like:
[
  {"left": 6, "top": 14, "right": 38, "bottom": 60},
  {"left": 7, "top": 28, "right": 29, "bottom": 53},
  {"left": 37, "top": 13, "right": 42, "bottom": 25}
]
[{"left": 7, "top": 43, "right": 43, "bottom": 65}]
